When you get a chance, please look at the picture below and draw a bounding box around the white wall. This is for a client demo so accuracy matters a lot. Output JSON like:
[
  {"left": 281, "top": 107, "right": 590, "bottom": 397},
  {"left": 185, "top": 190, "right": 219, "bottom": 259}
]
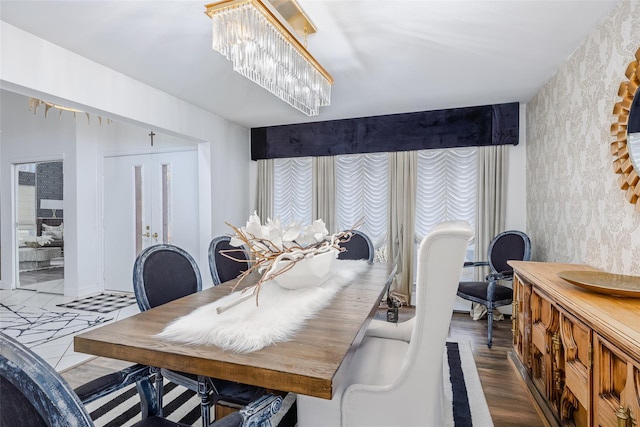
[
  {"left": 0, "top": 22, "right": 252, "bottom": 294},
  {"left": 68, "top": 119, "right": 101, "bottom": 296}
]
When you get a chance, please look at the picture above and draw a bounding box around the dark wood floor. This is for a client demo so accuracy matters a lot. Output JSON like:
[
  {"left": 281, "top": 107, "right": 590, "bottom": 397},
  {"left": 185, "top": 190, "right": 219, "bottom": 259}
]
[{"left": 63, "top": 310, "right": 544, "bottom": 426}]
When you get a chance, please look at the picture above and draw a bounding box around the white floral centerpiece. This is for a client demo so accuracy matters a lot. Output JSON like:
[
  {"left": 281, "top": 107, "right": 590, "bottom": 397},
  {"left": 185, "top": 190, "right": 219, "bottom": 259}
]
[{"left": 222, "top": 212, "right": 353, "bottom": 307}]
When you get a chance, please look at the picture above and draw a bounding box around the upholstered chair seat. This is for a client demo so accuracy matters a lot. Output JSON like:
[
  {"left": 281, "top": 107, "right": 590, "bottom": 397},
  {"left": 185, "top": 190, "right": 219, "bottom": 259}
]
[{"left": 457, "top": 280, "right": 513, "bottom": 301}]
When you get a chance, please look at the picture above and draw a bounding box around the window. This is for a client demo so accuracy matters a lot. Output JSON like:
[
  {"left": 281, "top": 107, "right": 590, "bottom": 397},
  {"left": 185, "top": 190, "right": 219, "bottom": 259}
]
[
  {"left": 272, "top": 147, "right": 476, "bottom": 259},
  {"left": 415, "top": 147, "right": 477, "bottom": 261},
  {"left": 335, "top": 153, "right": 388, "bottom": 248},
  {"left": 273, "top": 157, "right": 312, "bottom": 225},
  {"left": 415, "top": 147, "right": 476, "bottom": 239}
]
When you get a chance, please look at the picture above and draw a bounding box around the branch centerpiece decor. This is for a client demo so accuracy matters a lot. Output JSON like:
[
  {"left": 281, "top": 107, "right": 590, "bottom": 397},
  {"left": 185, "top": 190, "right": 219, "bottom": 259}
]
[
  {"left": 156, "top": 213, "right": 368, "bottom": 352},
  {"left": 220, "top": 213, "right": 353, "bottom": 312}
]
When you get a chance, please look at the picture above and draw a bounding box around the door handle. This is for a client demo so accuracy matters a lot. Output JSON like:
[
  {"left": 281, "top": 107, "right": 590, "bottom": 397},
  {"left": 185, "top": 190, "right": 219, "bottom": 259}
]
[{"left": 142, "top": 225, "right": 158, "bottom": 241}]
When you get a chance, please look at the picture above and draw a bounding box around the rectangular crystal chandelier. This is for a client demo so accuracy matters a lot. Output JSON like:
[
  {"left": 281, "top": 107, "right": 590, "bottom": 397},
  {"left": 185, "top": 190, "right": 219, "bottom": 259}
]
[{"left": 205, "top": 0, "right": 333, "bottom": 116}]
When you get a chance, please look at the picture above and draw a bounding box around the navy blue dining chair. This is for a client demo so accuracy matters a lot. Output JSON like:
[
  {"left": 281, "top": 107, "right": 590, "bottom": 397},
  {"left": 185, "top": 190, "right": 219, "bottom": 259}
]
[
  {"left": 133, "top": 244, "right": 267, "bottom": 427},
  {"left": 456, "top": 230, "right": 532, "bottom": 348},
  {"left": 337, "top": 230, "right": 374, "bottom": 263},
  {"left": 208, "top": 235, "right": 251, "bottom": 286},
  {"left": 0, "top": 331, "right": 274, "bottom": 427}
]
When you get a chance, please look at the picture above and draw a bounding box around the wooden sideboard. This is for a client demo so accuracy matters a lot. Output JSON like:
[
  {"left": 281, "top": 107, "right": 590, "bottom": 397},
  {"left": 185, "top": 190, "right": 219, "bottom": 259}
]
[{"left": 509, "top": 261, "right": 640, "bottom": 427}]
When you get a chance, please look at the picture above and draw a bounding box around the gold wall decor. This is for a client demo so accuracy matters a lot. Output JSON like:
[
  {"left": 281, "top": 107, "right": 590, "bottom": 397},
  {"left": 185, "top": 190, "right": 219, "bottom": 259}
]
[
  {"left": 611, "top": 47, "right": 640, "bottom": 210},
  {"left": 28, "top": 97, "right": 111, "bottom": 125}
]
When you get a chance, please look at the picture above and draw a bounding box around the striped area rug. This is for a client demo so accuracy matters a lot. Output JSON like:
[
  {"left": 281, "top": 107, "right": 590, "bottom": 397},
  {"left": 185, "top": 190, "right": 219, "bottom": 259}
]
[
  {"left": 444, "top": 340, "right": 494, "bottom": 427},
  {"left": 85, "top": 381, "right": 297, "bottom": 427},
  {"left": 86, "top": 381, "right": 202, "bottom": 427}
]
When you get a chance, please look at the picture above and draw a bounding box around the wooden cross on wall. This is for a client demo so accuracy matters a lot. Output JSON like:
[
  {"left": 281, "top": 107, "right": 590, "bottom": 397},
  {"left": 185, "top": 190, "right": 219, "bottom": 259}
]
[{"left": 149, "top": 131, "right": 155, "bottom": 147}]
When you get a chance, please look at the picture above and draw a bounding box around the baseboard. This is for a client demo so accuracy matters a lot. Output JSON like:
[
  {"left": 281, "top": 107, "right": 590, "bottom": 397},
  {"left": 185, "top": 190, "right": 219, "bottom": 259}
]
[{"left": 71, "top": 283, "right": 102, "bottom": 298}]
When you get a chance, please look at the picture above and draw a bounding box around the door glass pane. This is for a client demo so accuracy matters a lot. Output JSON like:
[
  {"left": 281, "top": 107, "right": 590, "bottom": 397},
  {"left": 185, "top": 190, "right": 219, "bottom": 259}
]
[
  {"left": 16, "top": 161, "right": 65, "bottom": 294},
  {"left": 161, "top": 164, "right": 171, "bottom": 244},
  {"left": 135, "top": 165, "right": 143, "bottom": 254}
]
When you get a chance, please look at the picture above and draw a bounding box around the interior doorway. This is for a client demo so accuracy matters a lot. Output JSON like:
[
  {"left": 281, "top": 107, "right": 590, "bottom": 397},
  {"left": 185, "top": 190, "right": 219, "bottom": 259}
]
[
  {"left": 103, "top": 150, "right": 199, "bottom": 293},
  {"left": 15, "top": 161, "right": 65, "bottom": 294}
]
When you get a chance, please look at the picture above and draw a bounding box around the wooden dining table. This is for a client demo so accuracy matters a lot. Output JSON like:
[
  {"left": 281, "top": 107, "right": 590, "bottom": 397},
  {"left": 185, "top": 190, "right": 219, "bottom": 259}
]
[{"left": 74, "top": 261, "right": 390, "bottom": 399}]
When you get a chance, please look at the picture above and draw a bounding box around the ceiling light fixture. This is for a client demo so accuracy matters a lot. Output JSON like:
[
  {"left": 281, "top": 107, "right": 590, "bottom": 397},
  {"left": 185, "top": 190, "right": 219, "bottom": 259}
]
[{"left": 205, "top": 0, "right": 333, "bottom": 116}]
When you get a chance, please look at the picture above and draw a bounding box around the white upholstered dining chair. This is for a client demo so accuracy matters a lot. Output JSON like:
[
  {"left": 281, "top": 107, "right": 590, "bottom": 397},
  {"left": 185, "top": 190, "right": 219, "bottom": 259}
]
[{"left": 296, "top": 220, "right": 473, "bottom": 427}]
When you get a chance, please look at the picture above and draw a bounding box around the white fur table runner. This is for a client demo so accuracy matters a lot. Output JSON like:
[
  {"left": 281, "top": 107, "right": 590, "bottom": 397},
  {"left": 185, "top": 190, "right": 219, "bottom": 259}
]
[{"left": 157, "top": 260, "right": 369, "bottom": 353}]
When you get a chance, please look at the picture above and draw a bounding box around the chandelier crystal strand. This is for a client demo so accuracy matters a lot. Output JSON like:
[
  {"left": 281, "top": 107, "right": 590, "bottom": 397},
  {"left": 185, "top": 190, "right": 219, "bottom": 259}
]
[{"left": 208, "top": 1, "right": 332, "bottom": 116}]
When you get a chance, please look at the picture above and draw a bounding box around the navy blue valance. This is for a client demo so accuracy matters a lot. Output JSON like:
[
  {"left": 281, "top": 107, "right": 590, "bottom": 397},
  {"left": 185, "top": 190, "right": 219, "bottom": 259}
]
[{"left": 251, "top": 102, "right": 519, "bottom": 160}]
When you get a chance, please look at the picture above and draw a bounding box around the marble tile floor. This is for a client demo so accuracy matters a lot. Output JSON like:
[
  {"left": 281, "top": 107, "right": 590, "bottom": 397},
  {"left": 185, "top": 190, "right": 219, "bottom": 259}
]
[{"left": 0, "top": 288, "right": 140, "bottom": 372}]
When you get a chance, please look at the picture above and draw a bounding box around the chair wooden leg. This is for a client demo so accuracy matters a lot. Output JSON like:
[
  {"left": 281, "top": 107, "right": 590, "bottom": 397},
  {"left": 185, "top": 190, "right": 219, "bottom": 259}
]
[
  {"left": 487, "top": 307, "right": 494, "bottom": 348},
  {"left": 152, "top": 367, "right": 164, "bottom": 417},
  {"left": 197, "top": 376, "right": 212, "bottom": 427}
]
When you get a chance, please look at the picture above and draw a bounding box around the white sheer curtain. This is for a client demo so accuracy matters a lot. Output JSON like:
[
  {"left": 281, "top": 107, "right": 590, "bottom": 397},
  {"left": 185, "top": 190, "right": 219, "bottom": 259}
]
[
  {"left": 273, "top": 157, "right": 312, "bottom": 225},
  {"left": 415, "top": 147, "right": 477, "bottom": 243},
  {"left": 335, "top": 153, "right": 388, "bottom": 248},
  {"left": 312, "top": 156, "right": 336, "bottom": 232},
  {"left": 255, "top": 159, "right": 273, "bottom": 222}
]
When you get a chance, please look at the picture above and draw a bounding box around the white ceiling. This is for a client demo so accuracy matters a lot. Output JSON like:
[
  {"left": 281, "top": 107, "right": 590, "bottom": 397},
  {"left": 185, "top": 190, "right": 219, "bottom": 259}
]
[{"left": 0, "top": 0, "right": 619, "bottom": 128}]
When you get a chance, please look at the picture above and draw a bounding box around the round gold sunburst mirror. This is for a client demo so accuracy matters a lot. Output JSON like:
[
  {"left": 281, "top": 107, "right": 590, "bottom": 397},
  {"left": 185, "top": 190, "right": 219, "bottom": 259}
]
[{"left": 611, "top": 47, "right": 640, "bottom": 210}]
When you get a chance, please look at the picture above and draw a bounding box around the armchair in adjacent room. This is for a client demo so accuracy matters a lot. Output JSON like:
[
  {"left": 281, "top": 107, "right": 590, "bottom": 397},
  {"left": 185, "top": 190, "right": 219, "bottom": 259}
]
[
  {"left": 456, "top": 230, "right": 531, "bottom": 348},
  {"left": 297, "top": 221, "right": 473, "bottom": 427},
  {"left": 133, "top": 244, "right": 267, "bottom": 427}
]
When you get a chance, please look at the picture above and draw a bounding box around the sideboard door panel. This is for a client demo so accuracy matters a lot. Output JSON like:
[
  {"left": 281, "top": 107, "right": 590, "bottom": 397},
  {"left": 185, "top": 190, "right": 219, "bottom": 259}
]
[
  {"left": 531, "top": 290, "right": 560, "bottom": 407},
  {"left": 594, "top": 334, "right": 640, "bottom": 427},
  {"left": 559, "top": 310, "right": 592, "bottom": 427}
]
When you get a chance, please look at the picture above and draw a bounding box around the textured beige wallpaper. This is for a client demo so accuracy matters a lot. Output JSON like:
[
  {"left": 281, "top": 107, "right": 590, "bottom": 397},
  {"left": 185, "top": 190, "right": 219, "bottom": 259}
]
[{"left": 526, "top": 1, "right": 640, "bottom": 275}]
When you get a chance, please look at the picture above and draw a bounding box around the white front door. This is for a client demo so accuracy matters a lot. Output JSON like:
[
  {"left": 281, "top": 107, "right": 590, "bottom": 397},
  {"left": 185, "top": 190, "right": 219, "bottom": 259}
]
[{"left": 103, "top": 151, "right": 199, "bottom": 292}]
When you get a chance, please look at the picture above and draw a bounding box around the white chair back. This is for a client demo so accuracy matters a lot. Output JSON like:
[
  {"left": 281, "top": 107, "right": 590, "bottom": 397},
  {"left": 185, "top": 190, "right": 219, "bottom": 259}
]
[
  {"left": 298, "top": 220, "right": 473, "bottom": 427},
  {"left": 399, "top": 220, "right": 473, "bottom": 424}
]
